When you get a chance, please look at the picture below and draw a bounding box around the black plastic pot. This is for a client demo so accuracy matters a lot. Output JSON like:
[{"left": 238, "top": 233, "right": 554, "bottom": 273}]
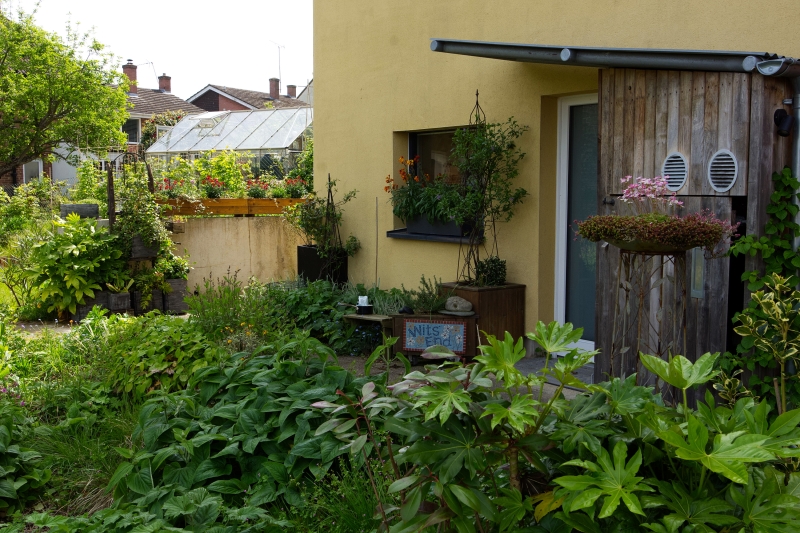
[
  {"left": 107, "top": 292, "right": 131, "bottom": 311},
  {"left": 132, "top": 290, "right": 164, "bottom": 315},
  {"left": 131, "top": 234, "right": 159, "bottom": 259},
  {"left": 164, "top": 279, "right": 189, "bottom": 314},
  {"left": 297, "top": 245, "right": 348, "bottom": 285},
  {"left": 71, "top": 290, "right": 109, "bottom": 322},
  {"left": 60, "top": 203, "right": 99, "bottom": 219}
]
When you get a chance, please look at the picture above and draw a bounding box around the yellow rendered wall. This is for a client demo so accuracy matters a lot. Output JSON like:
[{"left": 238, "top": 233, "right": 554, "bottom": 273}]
[{"left": 313, "top": 0, "right": 800, "bottom": 332}]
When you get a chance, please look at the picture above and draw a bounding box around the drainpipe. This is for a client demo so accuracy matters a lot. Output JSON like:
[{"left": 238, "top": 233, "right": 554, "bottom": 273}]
[{"left": 747, "top": 58, "right": 800, "bottom": 251}]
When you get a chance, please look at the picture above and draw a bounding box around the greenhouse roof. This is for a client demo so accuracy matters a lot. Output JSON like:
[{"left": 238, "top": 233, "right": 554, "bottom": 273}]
[{"left": 145, "top": 108, "right": 313, "bottom": 155}]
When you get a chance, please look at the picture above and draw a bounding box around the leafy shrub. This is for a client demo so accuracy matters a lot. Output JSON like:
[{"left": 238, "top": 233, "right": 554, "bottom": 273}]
[
  {"left": 92, "top": 345, "right": 375, "bottom": 531},
  {"left": 69, "top": 160, "right": 107, "bottom": 216},
  {"left": 311, "top": 323, "right": 800, "bottom": 532},
  {"left": 112, "top": 163, "right": 171, "bottom": 255},
  {"left": 400, "top": 274, "right": 448, "bottom": 314},
  {"left": 28, "top": 214, "right": 125, "bottom": 315},
  {"left": 475, "top": 255, "right": 507, "bottom": 286},
  {"left": 102, "top": 314, "right": 226, "bottom": 400},
  {"left": 187, "top": 274, "right": 354, "bottom": 353},
  {"left": 0, "top": 402, "right": 51, "bottom": 515},
  {"left": 155, "top": 251, "right": 190, "bottom": 280}
]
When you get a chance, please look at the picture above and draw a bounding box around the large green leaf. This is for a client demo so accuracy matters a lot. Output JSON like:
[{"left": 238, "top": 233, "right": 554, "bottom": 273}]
[
  {"left": 639, "top": 352, "right": 719, "bottom": 391},
  {"left": 659, "top": 414, "right": 773, "bottom": 484},
  {"left": 555, "top": 440, "right": 652, "bottom": 519}
]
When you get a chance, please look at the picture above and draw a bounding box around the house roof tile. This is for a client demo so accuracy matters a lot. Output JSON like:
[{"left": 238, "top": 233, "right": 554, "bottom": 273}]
[
  {"left": 206, "top": 85, "right": 310, "bottom": 109},
  {"left": 128, "top": 88, "right": 205, "bottom": 117}
]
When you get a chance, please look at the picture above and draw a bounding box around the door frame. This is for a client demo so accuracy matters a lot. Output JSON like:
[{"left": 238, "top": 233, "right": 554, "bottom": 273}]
[{"left": 554, "top": 93, "right": 598, "bottom": 352}]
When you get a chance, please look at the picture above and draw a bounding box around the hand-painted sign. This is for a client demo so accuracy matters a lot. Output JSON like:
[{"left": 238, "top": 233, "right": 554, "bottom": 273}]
[{"left": 402, "top": 319, "right": 466, "bottom": 354}]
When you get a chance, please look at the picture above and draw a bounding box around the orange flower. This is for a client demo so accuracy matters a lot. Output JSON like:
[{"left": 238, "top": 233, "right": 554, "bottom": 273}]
[
  {"left": 385, "top": 175, "right": 392, "bottom": 183},
  {"left": 384, "top": 185, "right": 391, "bottom": 192},
  {"left": 414, "top": 176, "right": 420, "bottom": 182},
  {"left": 413, "top": 155, "right": 420, "bottom": 163},
  {"left": 398, "top": 156, "right": 405, "bottom": 163}
]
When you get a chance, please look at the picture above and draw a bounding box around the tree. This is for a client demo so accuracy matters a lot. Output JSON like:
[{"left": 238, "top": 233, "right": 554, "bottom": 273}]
[
  {"left": 140, "top": 110, "right": 187, "bottom": 154},
  {"left": 0, "top": 7, "right": 129, "bottom": 176}
]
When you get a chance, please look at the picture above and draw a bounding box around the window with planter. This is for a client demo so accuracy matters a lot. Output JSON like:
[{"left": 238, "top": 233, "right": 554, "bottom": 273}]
[{"left": 387, "top": 129, "right": 470, "bottom": 243}]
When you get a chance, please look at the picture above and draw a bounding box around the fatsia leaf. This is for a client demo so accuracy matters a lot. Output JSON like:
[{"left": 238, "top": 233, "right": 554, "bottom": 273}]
[
  {"left": 475, "top": 331, "right": 526, "bottom": 387},
  {"left": 554, "top": 441, "right": 652, "bottom": 519},
  {"left": 659, "top": 414, "right": 774, "bottom": 484},
  {"left": 639, "top": 352, "right": 719, "bottom": 391},
  {"left": 481, "top": 394, "right": 539, "bottom": 433},
  {"left": 527, "top": 321, "right": 584, "bottom": 354},
  {"left": 413, "top": 380, "right": 471, "bottom": 424}
]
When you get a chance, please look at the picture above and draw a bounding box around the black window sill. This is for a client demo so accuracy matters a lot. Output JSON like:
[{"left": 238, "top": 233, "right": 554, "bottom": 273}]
[{"left": 386, "top": 229, "right": 469, "bottom": 244}]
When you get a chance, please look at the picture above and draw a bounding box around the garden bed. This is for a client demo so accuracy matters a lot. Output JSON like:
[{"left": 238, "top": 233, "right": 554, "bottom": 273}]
[{"left": 157, "top": 198, "right": 306, "bottom": 216}]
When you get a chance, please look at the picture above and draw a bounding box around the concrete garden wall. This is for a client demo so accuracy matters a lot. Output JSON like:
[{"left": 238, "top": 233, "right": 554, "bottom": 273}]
[{"left": 174, "top": 217, "right": 303, "bottom": 289}]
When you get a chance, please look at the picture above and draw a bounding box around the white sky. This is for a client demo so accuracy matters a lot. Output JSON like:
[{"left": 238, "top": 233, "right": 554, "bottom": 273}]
[{"left": 12, "top": 0, "right": 314, "bottom": 100}]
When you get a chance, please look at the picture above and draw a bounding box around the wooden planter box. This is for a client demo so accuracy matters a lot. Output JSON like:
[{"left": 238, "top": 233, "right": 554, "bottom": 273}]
[
  {"left": 107, "top": 292, "right": 131, "bottom": 311},
  {"left": 164, "top": 279, "right": 189, "bottom": 314},
  {"left": 297, "top": 245, "right": 348, "bottom": 285},
  {"left": 157, "top": 198, "right": 306, "bottom": 216},
  {"left": 131, "top": 235, "right": 159, "bottom": 259},
  {"left": 440, "top": 282, "right": 526, "bottom": 344},
  {"left": 392, "top": 313, "right": 479, "bottom": 363},
  {"left": 60, "top": 203, "right": 99, "bottom": 219}
]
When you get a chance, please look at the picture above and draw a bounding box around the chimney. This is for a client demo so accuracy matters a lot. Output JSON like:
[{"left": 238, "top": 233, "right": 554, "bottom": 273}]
[
  {"left": 269, "top": 78, "right": 279, "bottom": 100},
  {"left": 287, "top": 84, "right": 296, "bottom": 98},
  {"left": 158, "top": 73, "right": 171, "bottom": 93},
  {"left": 122, "top": 59, "right": 137, "bottom": 94}
]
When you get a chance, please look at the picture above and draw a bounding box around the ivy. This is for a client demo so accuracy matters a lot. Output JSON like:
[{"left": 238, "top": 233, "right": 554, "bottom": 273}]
[
  {"left": 726, "top": 167, "right": 800, "bottom": 409},
  {"left": 730, "top": 167, "right": 800, "bottom": 291}
]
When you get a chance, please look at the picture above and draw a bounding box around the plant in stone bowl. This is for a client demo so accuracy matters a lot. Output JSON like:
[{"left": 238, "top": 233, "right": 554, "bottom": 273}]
[{"left": 576, "top": 175, "right": 738, "bottom": 254}]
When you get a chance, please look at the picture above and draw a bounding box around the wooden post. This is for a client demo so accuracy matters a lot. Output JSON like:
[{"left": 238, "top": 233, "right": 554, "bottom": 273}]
[
  {"left": 107, "top": 166, "right": 115, "bottom": 230},
  {"left": 146, "top": 161, "right": 155, "bottom": 194}
]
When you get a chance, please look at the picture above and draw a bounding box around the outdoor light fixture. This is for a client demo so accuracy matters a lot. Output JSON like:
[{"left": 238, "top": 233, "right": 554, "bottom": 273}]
[{"left": 775, "top": 109, "right": 794, "bottom": 137}]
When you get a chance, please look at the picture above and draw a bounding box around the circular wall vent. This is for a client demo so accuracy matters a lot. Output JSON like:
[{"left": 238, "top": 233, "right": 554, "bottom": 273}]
[
  {"left": 661, "top": 152, "right": 688, "bottom": 191},
  {"left": 707, "top": 149, "right": 738, "bottom": 192}
]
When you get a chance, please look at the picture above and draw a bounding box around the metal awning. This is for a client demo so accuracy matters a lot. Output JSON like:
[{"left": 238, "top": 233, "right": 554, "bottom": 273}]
[{"left": 430, "top": 38, "right": 786, "bottom": 72}]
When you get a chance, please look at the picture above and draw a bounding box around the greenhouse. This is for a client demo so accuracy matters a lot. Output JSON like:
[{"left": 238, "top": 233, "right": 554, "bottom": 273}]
[{"left": 145, "top": 107, "right": 312, "bottom": 175}]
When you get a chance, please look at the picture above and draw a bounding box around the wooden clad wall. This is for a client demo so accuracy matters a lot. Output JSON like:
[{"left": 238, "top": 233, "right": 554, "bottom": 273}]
[{"left": 594, "top": 69, "right": 792, "bottom": 384}]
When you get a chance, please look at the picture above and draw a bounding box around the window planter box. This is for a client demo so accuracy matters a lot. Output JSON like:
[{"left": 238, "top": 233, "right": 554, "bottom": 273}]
[
  {"left": 297, "top": 245, "right": 348, "bottom": 284},
  {"left": 440, "top": 282, "right": 526, "bottom": 344},
  {"left": 406, "top": 216, "right": 468, "bottom": 237},
  {"left": 164, "top": 279, "right": 189, "bottom": 314},
  {"left": 156, "top": 198, "right": 306, "bottom": 216}
]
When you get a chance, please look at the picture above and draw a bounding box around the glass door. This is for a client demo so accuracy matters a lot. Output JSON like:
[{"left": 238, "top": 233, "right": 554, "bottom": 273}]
[{"left": 555, "top": 94, "right": 598, "bottom": 351}]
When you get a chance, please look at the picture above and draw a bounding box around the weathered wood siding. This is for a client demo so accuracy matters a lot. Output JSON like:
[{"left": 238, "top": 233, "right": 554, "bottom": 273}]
[{"left": 594, "top": 69, "right": 792, "bottom": 384}]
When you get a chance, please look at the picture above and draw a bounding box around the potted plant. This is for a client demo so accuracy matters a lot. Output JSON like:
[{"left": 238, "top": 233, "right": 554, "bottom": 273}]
[
  {"left": 285, "top": 174, "right": 360, "bottom": 284},
  {"left": 130, "top": 266, "right": 168, "bottom": 315},
  {"left": 155, "top": 251, "right": 191, "bottom": 314},
  {"left": 437, "top": 95, "right": 529, "bottom": 342},
  {"left": 105, "top": 274, "right": 134, "bottom": 312},
  {"left": 576, "top": 175, "right": 738, "bottom": 254},
  {"left": 385, "top": 156, "right": 475, "bottom": 236},
  {"left": 112, "top": 163, "right": 171, "bottom": 260}
]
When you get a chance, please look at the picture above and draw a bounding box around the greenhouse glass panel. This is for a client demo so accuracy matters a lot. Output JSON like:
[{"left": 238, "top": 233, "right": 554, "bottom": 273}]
[
  {"left": 190, "top": 111, "right": 249, "bottom": 152},
  {"left": 236, "top": 110, "right": 296, "bottom": 151},
  {"left": 214, "top": 111, "right": 270, "bottom": 149}
]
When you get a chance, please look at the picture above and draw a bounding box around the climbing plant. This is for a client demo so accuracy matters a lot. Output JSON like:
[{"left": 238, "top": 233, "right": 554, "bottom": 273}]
[{"left": 726, "top": 166, "right": 800, "bottom": 409}]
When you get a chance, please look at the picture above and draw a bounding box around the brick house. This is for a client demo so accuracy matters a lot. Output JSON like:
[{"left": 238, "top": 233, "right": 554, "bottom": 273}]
[{"left": 187, "top": 78, "right": 310, "bottom": 112}]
